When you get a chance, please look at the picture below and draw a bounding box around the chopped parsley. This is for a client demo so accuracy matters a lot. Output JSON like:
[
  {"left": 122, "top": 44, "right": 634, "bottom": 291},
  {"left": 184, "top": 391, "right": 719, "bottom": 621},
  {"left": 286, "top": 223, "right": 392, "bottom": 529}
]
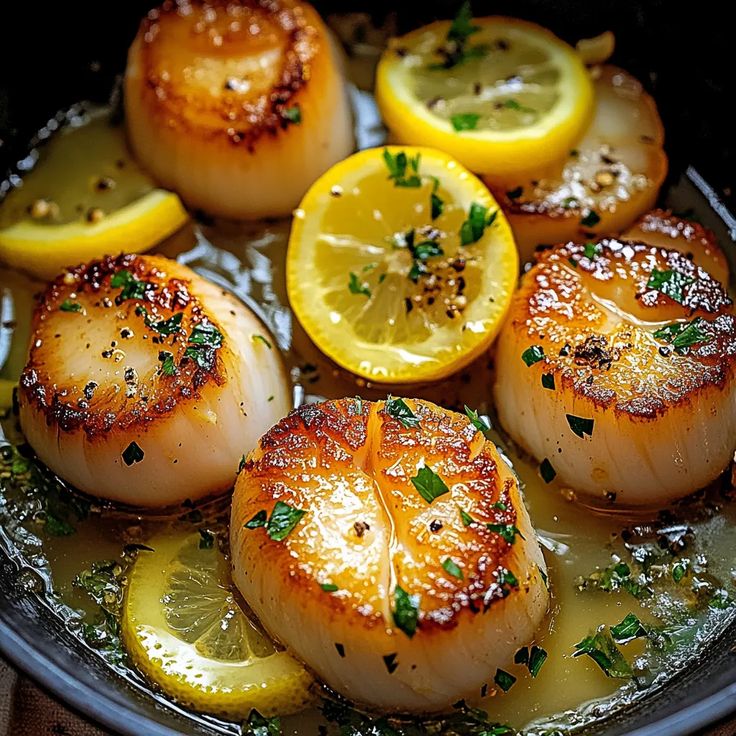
[
  {"left": 243, "top": 709, "right": 281, "bottom": 736},
  {"left": 251, "top": 334, "right": 273, "bottom": 349},
  {"left": 573, "top": 628, "right": 632, "bottom": 678},
  {"left": 244, "top": 510, "right": 267, "bottom": 529},
  {"left": 111, "top": 269, "right": 149, "bottom": 301},
  {"left": 610, "top": 613, "right": 647, "bottom": 644},
  {"left": 411, "top": 465, "right": 450, "bottom": 504},
  {"left": 158, "top": 350, "right": 176, "bottom": 376},
  {"left": 566, "top": 414, "right": 594, "bottom": 439},
  {"left": 59, "top": 299, "right": 82, "bottom": 313},
  {"left": 348, "top": 272, "right": 371, "bottom": 298},
  {"left": 383, "top": 653, "right": 399, "bottom": 674},
  {"left": 580, "top": 210, "right": 601, "bottom": 228},
  {"left": 185, "top": 318, "right": 223, "bottom": 370},
  {"left": 238, "top": 455, "right": 247, "bottom": 473},
  {"left": 430, "top": 1, "right": 488, "bottom": 69},
  {"left": 442, "top": 558, "right": 464, "bottom": 579},
  {"left": 460, "top": 202, "right": 497, "bottom": 245},
  {"left": 384, "top": 396, "right": 420, "bottom": 428},
  {"left": 431, "top": 192, "right": 445, "bottom": 220},
  {"left": 459, "top": 507, "right": 475, "bottom": 526},
  {"left": 393, "top": 584, "right": 420, "bottom": 638},
  {"left": 521, "top": 345, "right": 545, "bottom": 366},
  {"left": 281, "top": 105, "right": 301, "bottom": 124},
  {"left": 451, "top": 113, "right": 480, "bottom": 131},
  {"left": 503, "top": 98, "right": 535, "bottom": 114},
  {"left": 653, "top": 317, "right": 712, "bottom": 353},
  {"left": 464, "top": 404, "right": 491, "bottom": 433},
  {"left": 486, "top": 523, "right": 524, "bottom": 544},
  {"left": 583, "top": 242, "right": 600, "bottom": 259},
  {"left": 136, "top": 306, "right": 184, "bottom": 336},
  {"left": 646, "top": 269, "right": 694, "bottom": 304},
  {"left": 494, "top": 669, "right": 516, "bottom": 692},
  {"left": 539, "top": 458, "right": 556, "bottom": 483},
  {"left": 121, "top": 441, "right": 144, "bottom": 466},
  {"left": 541, "top": 372, "right": 555, "bottom": 390},
  {"left": 198, "top": 529, "right": 214, "bottom": 549},
  {"left": 576, "top": 561, "right": 649, "bottom": 600},
  {"left": 528, "top": 645, "right": 548, "bottom": 677},
  {"left": 672, "top": 561, "right": 687, "bottom": 583},
  {"left": 383, "top": 149, "right": 422, "bottom": 187},
  {"left": 266, "top": 501, "right": 306, "bottom": 541},
  {"left": 321, "top": 583, "right": 339, "bottom": 593}
]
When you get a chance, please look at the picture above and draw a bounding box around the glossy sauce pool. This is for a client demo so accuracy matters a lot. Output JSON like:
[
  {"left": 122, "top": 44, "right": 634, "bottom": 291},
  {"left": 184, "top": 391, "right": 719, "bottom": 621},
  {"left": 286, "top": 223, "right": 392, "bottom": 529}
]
[{"left": 1, "top": 38, "right": 735, "bottom": 736}]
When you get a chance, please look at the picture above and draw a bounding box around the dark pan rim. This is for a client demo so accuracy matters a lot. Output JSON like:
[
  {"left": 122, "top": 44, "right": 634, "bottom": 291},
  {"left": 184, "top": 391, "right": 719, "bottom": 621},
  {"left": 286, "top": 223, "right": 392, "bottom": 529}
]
[{"left": 0, "top": 167, "right": 735, "bottom": 736}]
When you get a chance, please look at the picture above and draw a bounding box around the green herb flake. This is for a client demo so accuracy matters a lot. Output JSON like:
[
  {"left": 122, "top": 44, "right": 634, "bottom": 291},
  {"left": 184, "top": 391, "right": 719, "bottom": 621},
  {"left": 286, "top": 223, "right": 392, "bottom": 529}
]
[
  {"left": 491, "top": 501, "right": 508, "bottom": 511},
  {"left": 321, "top": 583, "right": 339, "bottom": 593},
  {"left": 442, "top": 558, "right": 464, "bottom": 579},
  {"left": 464, "top": 404, "right": 491, "bottom": 433},
  {"left": 384, "top": 396, "right": 420, "bottom": 428},
  {"left": 528, "top": 645, "right": 548, "bottom": 677},
  {"left": 383, "top": 149, "right": 422, "bottom": 188},
  {"left": 429, "top": 1, "right": 488, "bottom": 69},
  {"left": 348, "top": 272, "right": 372, "bottom": 298},
  {"left": 503, "top": 98, "right": 535, "bottom": 114},
  {"left": 486, "top": 523, "right": 524, "bottom": 544},
  {"left": 198, "top": 529, "right": 214, "bottom": 549},
  {"left": 583, "top": 242, "right": 600, "bottom": 259},
  {"left": 136, "top": 307, "right": 184, "bottom": 336},
  {"left": 244, "top": 510, "right": 267, "bottom": 529},
  {"left": 411, "top": 465, "right": 450, "bottom": 504},
  {"left": 573, "top": 628, "right": 632, "bottom": 678},
  {"left": 672, "top": 562, "right": 687, "bottom": 583},
  {"left": 494, "top": 668, "right": 516, "bottom": 692},
  {"left": 521, "top": 345, "right": 545, "bottom": 366},
  {"left": 566, "top": 414, "right": 594, "bottom": 439},
  {"left": 610, "top": 613, "right": 647, "bottom": 644},
  {"left": 541, "top": 372, "right": 555, "bottom": 390},
  {"left": 576, "top": 561, "right": 649, "bottom": 600},
  {"left": 281, "top": 105, "right": 301, "bottom": 124},
  {"left": 431, "top": 192, "right": 445, "bottom": 220},
  {"left": 654, "top": 317, "right": 712, "bottom": 353},
  {"left": 459, "top": 507, "right": 475, "bottom": 526},
  {"left": 580, "top": 210, "right": 601, "bottom": 228},
  {"left": 111, "top": 269, "right": 150, "bottom": 301},
  {"left": 158, "top": 351, "right": 176, "bottom": 376},
  {"left": 514, "top": 647, "right": 529, "bottom": 665},
  {"left": 460, "top": 202, "right": 497, "bottom": 245},
  {"left": 121, "top": 441, "right": 144, "bottom": 466},
  {"left": 251, "top": 334, "right": 273, "bottom": 349},
  {"left": 540, "top": 458, "right": 556, "bottom": 483},
  {"left": 267, "top": 501, "right": 306, "bottom": 541},
  {"left": 238, "top": 455, "right": 247, "bottom": 473},
  {"left": 451, "top": 113, "right": 480, "bottom": 131},
  {"left": 393, "top": 584, "right": 420, "bottom": 638},
  {"left": 60, "top": 299, "right": 82, "bottom": 313},
  {"left": 243, "top": 708, "right": 281, "bottom": 736},
  {"left": 646, "top": 269, "right": 695, "bottom": 304}
]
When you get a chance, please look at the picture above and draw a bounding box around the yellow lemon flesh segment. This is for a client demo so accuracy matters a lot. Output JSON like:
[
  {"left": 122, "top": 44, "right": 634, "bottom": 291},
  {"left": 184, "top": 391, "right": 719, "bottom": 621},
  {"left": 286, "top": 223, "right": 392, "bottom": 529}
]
[
  {"left": 376, "top": 16, "right": 594, "bottom": 178},
  {"left": 286, "top": 146, "right": 518, "bottom": 384},
  {"left": 0, "top": 110, "right": 188, "bottom": 281},
  {"left": 122, "top": 531, "right": 315, "bottom": 719}
]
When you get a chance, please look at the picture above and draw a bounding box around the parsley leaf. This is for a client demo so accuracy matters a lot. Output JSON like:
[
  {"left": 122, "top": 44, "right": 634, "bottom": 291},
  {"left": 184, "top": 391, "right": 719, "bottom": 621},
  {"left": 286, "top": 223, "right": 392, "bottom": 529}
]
[
  {"left": 243, "top": 709, "right": 281, "bottom": 736},
  {"left": 281, "top": 105, "right": 301, "bottom": 124},
  {"left": 464, "top": 404, "right": 491, "bottom": 433},
  {"left": 251, "top": 334, "right": 273, "bottom": 349},
  {"left": 460, "top": 202, "right": 497, "bottom": 245},
  {"left": 503, "top": 98, "right": 535, "bottom": 114},
  {"left": 111, "top": 269, "right": 150, "bottom": 301},
  {"left": 158, "top": 351, "right": 176, "bottom": 376},
  {"left": 321, "top": 583, "right": 339, "bottom": 593},
  {"left": 442, "top": 558, "right": 464, "bottom": 579},
  {"left": 431, "top": 192, "right": 444, "bottom": 220},
  {"left": 60, "top": 299, "right": 82, "bottom": 313},
  {"left": 267, "top": 501, "right": 306, "bottom": 541},
  {"left": 541, "top": 372, "right": 555, "bottom": 390},
  {"left": 646, "top": 269, "right": 694, "bottom": 304},
  {"left": 580, "top": 210, "right": 601, "bottom": 228},
  {"left": 348, "top": 272, "right": 371, "bottom": 298},
  {"left": 122, "top": 441, "right": 144, "bottom": 466},
  {"left": 486, "top": 523, "right": 524, "bottom": 544},
  {"left": 459, "top": 507, "right": 475, "bottom": 526},
  {"left": 383, "top": 149, "right": 422, "bottom": 187},
  {"left": 411, "top": 465, "right": 450, "bottom": 504},
  {"left": 429, "top": 1, "right": 487, "bottom": 69},
  {"left": 244, "top": 510, "right": 267, "bottom": 529},
  {"left": 566, "top": 414, "right": 594, "bottom": 439},
  {"left": 573, "top": 628, "right": 632, "bottom": 678},
  {"left": 521, "top": 345, "right": 545, "bottom": 366},
  {"left": 583, "top": 242, "right": 600, "bottom": 259},
  {"left": 393, "top": 584, "right": 420, "bottom": 638},
  {"left": 136, "top": 307, "right": 184, "bottom": 336},
  {"left": 528, "top": 645, "right": 547, "bottom": 677},
  {"left": 451, "top": 113, "right": 480, "bottom": 131},
  {"left": 653, "top": 317, "right": 712, "bottom": 353},
  {"left": 610, "top": 613, "right": 647, "bottom": 644},
  {"left": 384, "top": 396, "right": 420, "bottom": 428},
  {"left": 494, "top": 669, "right": 516, "bottom": 692}
]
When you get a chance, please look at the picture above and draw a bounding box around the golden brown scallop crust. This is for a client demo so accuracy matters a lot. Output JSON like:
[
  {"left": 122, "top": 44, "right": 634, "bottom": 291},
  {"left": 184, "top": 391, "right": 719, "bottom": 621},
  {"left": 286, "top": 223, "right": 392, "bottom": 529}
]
[
  {"left": 135, "top": 0, "right": 328, "bottom": 151},
  {"left": 233, "top": 398, "right": 536, "bottom": 636},
  {"left": 509, "top": 238, "right": 736, "bottom": 419},
  {"left": 19, "top": 253, "right": 229, "bottom": 437}
]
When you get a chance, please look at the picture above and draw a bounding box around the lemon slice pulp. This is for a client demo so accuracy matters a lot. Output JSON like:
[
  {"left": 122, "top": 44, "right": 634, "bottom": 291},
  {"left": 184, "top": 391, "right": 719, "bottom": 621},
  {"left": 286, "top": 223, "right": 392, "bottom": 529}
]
[
  {"left": 0, "top": 109, "right": 188, "bottom": 281},
  {"left": 287, "top": 146, "right": 518, "bottom": 384},
  {"left": 376, "top": 15, "right": 594, "bottom": 178},
  {"left": 122, "top": 530, "right": 314, "bottom": 718}
]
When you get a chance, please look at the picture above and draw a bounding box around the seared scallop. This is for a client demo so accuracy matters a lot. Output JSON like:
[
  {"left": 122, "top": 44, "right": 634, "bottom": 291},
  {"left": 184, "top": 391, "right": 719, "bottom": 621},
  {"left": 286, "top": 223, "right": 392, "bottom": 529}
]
[
  {"left": 494, "top": 236, "right": 736, "bottom": 506},
  {"left": 125, "top": 0, "right": 354, "bottom": 220},
  {"left": 485, "top": 66, "right": 667, "bottom": 263},
  {"left": 19, "top": 254, "right": 289, "bottom": 507},
  {"left": 230, "top": 398, "right": 549, "bottom": 712}
]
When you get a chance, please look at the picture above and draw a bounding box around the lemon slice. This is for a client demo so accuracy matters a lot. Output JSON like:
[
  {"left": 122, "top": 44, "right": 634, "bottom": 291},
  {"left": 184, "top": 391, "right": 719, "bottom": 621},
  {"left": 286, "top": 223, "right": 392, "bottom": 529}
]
[
  {"left": 286, "top": 146, "right": 518, "bottom": 383},
  {"left": 0, "top": 109, "right": 188, "bottom": 281},
  {"left": 122, "top": 530, "right": 314, "bottom": 718},
  {"left": 376, "top": 12, "right": 594, "bottom": 178}
]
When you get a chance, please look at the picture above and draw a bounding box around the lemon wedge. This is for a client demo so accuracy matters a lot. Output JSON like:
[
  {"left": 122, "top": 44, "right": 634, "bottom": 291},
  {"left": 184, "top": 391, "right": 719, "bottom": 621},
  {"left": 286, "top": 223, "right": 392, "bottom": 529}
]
[
  {"left": 376, "top": 11, "right": 594, "bottom": 178},
  {"left": 286, "top": 146, "right": 518, "bottom": 384},
  {"left": 0, "top": 108, "right": 188, "bottom": 281},
  {"left": 122, "top": 530, "right": 314, "bottom": 718}
]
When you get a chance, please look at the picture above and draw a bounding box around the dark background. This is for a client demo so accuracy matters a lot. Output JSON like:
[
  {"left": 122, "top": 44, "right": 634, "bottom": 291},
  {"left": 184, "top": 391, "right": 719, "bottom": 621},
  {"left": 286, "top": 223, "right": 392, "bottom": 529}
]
[{"left": 0, "top": 1, "right": 732, "bottom": 207}]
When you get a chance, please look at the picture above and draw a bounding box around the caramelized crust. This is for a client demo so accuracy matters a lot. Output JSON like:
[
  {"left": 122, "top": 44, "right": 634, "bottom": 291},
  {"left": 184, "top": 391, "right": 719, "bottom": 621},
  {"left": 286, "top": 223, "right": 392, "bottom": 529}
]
[
  {"left": 136, "top": 0, "right": 326, "bottom": 150},
  {"left": 20, "top": 254, "right": 229, "bottom": 436},
  {"left": 510, "top": 239, "right": 736, "bottom": 418}
]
